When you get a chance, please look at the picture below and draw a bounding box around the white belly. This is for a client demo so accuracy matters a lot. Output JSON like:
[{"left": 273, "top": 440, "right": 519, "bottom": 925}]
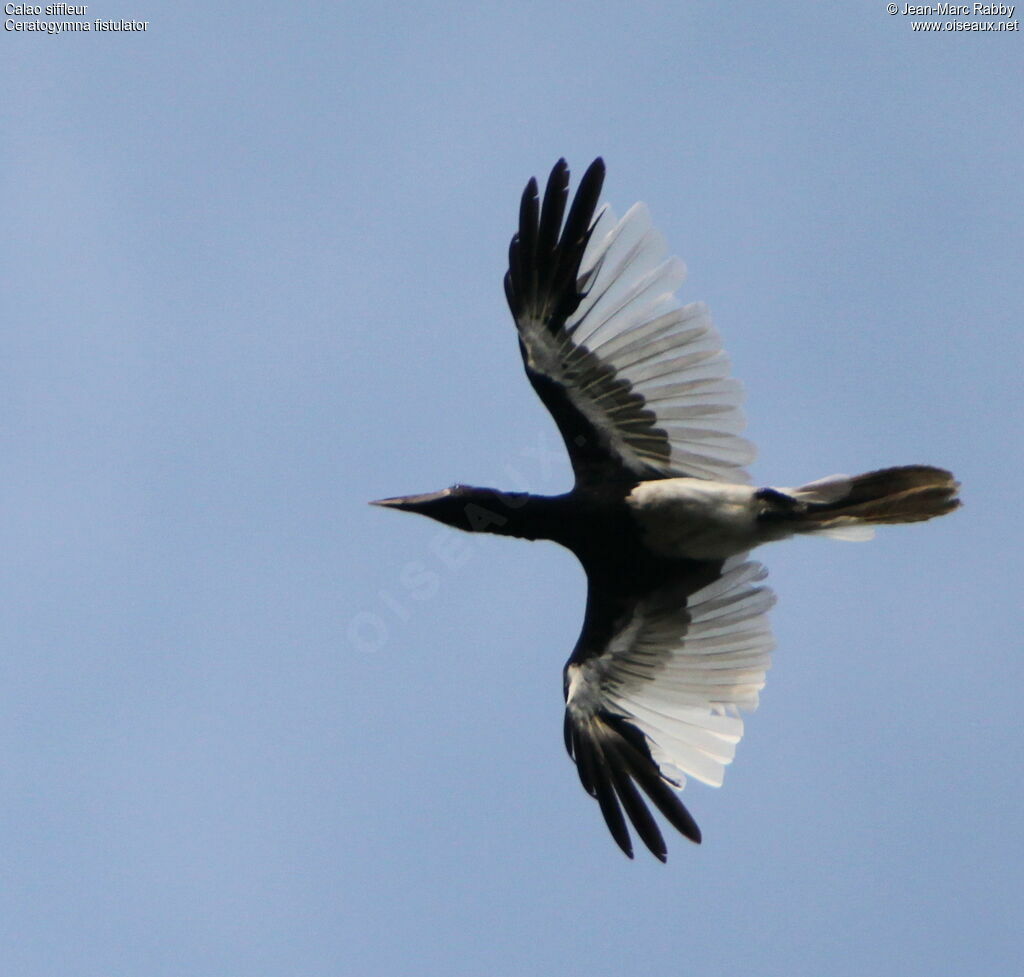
[{"left": 626, "top": 478, "right": 762, "bottom": 560}]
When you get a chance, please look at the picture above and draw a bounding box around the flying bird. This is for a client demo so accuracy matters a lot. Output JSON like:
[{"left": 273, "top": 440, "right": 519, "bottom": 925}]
[{"left": 372, "top": 158, "right": 960, "bottom": 861}]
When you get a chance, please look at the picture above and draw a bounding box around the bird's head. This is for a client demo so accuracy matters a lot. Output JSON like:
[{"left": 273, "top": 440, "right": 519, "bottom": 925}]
[{"left": 370, "top": 484, "right": 526, "bottom": 534}]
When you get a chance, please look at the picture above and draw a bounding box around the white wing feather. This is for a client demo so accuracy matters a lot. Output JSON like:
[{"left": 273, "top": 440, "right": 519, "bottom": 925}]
[
  {"left": 567, "top": 555, "right": 774, "bottom": 791},
  {"left": 567, "top": 204, "right": 755, "bottom": 482}
]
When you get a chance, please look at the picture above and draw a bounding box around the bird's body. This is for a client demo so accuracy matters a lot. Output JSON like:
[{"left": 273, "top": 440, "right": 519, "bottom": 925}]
[
  {"left": 627, "top": 478, "right": 770, "bottom": 560},
  {"left": 373, "top": 159, "right": 959, "bottom": 860}
]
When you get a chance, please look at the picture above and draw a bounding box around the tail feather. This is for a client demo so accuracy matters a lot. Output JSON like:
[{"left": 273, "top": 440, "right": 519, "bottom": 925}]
[{"left": 790, "top": 465, "right": 960, "bottom": 533}]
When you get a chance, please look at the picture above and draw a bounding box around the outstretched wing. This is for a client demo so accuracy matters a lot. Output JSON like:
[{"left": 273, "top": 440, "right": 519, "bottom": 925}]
[
  {"left": 504, "top": 158, "right": 754, "bottom": 487},
  {"left": 563, "top": 555, "right": 775, "bottom": 860}
]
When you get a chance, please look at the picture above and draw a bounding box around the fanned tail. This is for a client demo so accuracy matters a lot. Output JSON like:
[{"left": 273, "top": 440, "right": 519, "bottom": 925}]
[{"left": 786, "top": 465, "right": 960, "bottom": 536}]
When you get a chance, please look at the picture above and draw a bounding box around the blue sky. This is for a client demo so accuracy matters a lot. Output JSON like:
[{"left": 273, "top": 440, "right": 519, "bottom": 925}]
[{"left": 3, "top": 2, "right": 1022, "bottom": 975}]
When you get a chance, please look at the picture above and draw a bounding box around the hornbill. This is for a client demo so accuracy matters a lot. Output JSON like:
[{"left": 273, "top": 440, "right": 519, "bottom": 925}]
[{"left": 373, "top": 158, "right": 960, "bottom": 861}]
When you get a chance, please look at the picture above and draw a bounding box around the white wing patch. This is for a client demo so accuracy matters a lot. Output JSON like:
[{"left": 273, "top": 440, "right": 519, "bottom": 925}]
[
  {"left": 566, "top": 555, "right": 774, "bottom": 791},
  {"left": 519, "top": 202, "right": 755, "bottom": 483}
]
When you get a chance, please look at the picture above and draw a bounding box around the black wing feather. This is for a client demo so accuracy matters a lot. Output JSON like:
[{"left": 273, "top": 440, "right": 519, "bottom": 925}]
[
  {"left": 587, "top": 734, "right": 634, "bottom": 860},
  {"left": 511, "top": 177, "right": 539, "bottom": 308},
  {"left": 605, "top": 713, "right": 702, "bottom": 844},
  {"left": 604, "top": 740, "right": 668, "bottom": 862},
  {"left": 568, "top": 720, "right": 597, "bottom": 797},
  {"left": 564, "top": 708, "right": 702, "bottom": 860},
  {"left": 504, "top": 158, "right": 604, "bottom": 330},
  {"left": 535, "top": 159, "right": 570, "bottom": 299}
]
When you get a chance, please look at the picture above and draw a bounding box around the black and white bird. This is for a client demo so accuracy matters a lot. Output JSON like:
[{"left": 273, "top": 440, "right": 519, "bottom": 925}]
[{"left": 373, "top": 159, "right": 960, "bottom": 861}]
